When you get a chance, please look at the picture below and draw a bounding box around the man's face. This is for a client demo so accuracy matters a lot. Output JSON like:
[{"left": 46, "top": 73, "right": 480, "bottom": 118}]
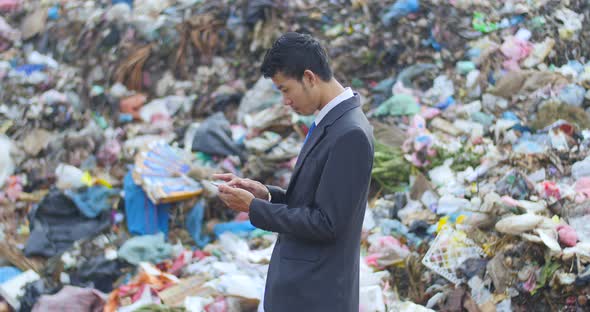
[{"left": 271, "top": 71, "right": 318, "bottom": 116}]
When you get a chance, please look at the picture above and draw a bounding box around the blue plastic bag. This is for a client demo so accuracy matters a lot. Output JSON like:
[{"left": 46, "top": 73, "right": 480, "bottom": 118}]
[
  {"left": 381, "top": 0, "right": 420, "bottom": 26},
  {"left": 112, "top": 0, "right": 133, "bottom": 8},
  {"left": 123, "top": 170, "right": 170, "bottom": 236},
  {"left": 48, "top": 6, "right": 60, "bottom": 20},
  {"left": 65, "top": 186, "right": 119, "bottom": 218},
  {"left": 185, "top": 200, "right": 258, "bottom": 247},
  {"left": 14, "top": 64, "right": 46, "bottom": 75},
  {"left": 0, "top": 267, "right": 21, "bottom": 284},
  {"left": 213, "top": 220, "right": 257, "bottom": 238},
  {"left": 186, "top": 200, "right": 211, "bottom": 248}
]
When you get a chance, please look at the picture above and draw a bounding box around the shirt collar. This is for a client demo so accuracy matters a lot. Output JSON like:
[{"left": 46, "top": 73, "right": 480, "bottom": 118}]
[{"left": 314, "top": 87, "right": 354, "bottom": 126}]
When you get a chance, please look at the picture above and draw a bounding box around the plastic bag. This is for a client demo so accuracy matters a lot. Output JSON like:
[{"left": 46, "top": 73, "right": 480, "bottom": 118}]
[
  {"left": 495, "top": 214, "right": 544, "bottom": 235},
  {"left": 0, "top": 135, "right": 14, "bottom": 188},
  {"left": 118, "top": 233, "right": 172, "bottom": 265},
  {"left": 381, "top": 0, "right": 420, "bottom": 26},
  {"left": 55, "top": 163, "right": 86, "bottom": 190},
  {"left": 359, "top": 286, "right": 386, "bottom": 312}
]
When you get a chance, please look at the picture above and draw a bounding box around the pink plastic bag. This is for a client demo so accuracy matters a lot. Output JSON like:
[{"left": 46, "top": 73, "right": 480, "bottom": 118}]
[
  {"left": 541, "top": 181, "right": 561, "bottom": 200},
  {"left": 557, "top": 224, "right": 578, "bottom": 247},
  {"left": 366, "top": 235, "right": 410, "bottom": 268},
  {"left": 575, "top": 177, "right": 590, "bottom": 200},
  {"left": 501, "top": 35, "right": 533, "bottom": 71},
  {"left": 0, "top": 0, "right": 22, "bottom": 12}
]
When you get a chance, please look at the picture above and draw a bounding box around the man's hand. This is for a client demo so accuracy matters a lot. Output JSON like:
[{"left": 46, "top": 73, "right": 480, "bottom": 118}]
[
  {"left": 212, "top": 173, "right": 270, "bottom": 200},
  {"left": 218, "top": 184, "right": 255, "bottom": 213}
]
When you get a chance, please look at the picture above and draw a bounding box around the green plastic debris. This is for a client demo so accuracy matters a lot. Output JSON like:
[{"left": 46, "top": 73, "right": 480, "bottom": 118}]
[
  {"left": 118, "top": 233, "right": 172, "bottom": 265},
  {"left": 212, "top": 249, "right": 223, "bottom": 259},
  {"left": 250, "top": 228, "right": 272, "bottom": 238},
  {"left": 471, "top": 112, "right": 495, "bottom": 128},
  {"left": 528, "top": 16, "right": 546, "bottom": 30},
  {"left": 195, "top": 152, "right": 216, "bottom": 166},
  {"left": 473, "top": 12, "right": 499, "bottom": 33},
  {"left": 351, "top": 78, "right": 364, "bottom": 89},
  {"left": 375, "top": 94, "right": 420, "bottom": 116},
  {"left": 456, "top": 61, "right": 476, "bottom": 75},
  {"left": 93, "top": 113, "right": 108, "bottom": 129},
  {"left": 325, "top": 24, "right": 344, "bottom": 37},
  {"left": 90, "top": 85, "right": 104, "bottom": 97}
]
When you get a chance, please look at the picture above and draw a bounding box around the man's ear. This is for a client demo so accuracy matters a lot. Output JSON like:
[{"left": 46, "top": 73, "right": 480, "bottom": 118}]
[{"left": 302, "top": 70, "right": 317, "bottom": 87}]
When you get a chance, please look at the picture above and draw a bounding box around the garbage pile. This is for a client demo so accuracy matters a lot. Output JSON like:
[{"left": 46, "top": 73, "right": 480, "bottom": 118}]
[{"left": 1, "top": 0, "right": 590, "bottom": 311}]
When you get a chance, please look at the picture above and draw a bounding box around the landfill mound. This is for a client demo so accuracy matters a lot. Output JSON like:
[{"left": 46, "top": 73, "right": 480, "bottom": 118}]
[{"left": 1, "top": 0, "right": 590, "bottom": 311}]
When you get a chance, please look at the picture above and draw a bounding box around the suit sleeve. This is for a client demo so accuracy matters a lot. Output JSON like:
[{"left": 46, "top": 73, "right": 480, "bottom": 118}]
[
  {"left": 265, "top": 185, "right": 286, "bottom": 204},
  {"left": 249, "top": 128, "right": 373, "bottom": 242}
]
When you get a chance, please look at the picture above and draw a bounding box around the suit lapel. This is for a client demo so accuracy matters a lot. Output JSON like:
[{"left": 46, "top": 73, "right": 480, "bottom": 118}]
[{"left": 287, "top": 95, "right": 361, "bottom": 196}]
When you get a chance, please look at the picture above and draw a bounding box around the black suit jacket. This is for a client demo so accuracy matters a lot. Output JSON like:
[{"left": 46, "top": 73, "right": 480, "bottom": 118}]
[{"left": 249, "top": 95, "right": 375, "bottom": 312}]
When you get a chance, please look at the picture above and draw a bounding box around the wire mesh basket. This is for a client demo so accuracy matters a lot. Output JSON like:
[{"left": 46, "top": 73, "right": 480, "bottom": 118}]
[{"left": 422, "top": 226, "right": 486, "bottom": 285}]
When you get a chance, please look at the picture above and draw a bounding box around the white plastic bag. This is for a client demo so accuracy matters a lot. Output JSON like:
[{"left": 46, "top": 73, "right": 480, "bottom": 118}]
[
  {"left": 0, "top": 136, "right": 15, "bottom": 188},
  {"left": 359, "top": 286, "right": 385, "bottom": 312},
  {"left": 55, "top": 163, "right": 85, "bottom": 190},
  {"left": 495, "top": 214, "right": 544, "bottom": 235}
]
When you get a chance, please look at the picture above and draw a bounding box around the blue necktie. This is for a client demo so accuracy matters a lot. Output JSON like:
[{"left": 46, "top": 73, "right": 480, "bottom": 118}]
[{"left": 303, "top": 122, "right": 316, "bottom": 146}]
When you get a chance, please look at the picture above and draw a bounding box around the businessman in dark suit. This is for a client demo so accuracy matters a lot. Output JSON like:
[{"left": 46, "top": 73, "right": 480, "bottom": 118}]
[{"left": 214, "top": 32, "right": 374, "bottom": 312}]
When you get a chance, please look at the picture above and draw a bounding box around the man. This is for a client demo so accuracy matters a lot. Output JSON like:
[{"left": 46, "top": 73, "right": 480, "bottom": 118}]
[{"left": 213, "top": 32, "right": 374, "bottom": 312}]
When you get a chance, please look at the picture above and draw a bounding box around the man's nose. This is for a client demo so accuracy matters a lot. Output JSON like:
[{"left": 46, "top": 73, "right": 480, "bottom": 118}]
[{"left": 283, "top": 97, "right": 292, "bottom": 106}]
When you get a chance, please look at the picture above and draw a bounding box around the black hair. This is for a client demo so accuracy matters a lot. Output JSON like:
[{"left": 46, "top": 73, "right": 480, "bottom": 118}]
[{"left": 260, "top": 32, "right": 333, "bottom": 82}]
